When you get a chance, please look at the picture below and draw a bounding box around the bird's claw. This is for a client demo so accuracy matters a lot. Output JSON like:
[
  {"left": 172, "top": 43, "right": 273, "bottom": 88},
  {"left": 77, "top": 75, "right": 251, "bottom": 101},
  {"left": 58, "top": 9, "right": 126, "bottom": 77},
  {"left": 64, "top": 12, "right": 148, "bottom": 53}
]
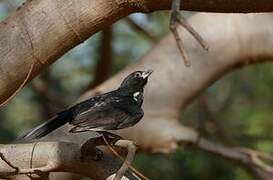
[{"left": 97, "top": 131, "right": 123, "bottom": 146}]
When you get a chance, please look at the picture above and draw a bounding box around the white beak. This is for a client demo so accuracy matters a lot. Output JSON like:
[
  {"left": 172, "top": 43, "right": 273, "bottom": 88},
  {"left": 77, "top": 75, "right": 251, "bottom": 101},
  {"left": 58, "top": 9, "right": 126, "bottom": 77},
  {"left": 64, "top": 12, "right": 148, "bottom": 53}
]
[{"left": 141, "top": 69, "right": 153, "bottom": 79}]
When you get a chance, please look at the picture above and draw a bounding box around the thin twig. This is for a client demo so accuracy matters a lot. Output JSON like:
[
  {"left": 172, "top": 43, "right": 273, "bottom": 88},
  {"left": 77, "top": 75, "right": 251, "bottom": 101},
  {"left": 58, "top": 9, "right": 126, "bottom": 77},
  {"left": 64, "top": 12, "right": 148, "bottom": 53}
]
[
  {"left": 170, "top": 22, "right": 189, "bottom": 66},
  {"left": 176, "top": 14, "right": 209, "bottom": 50},
  {"left": 170, "top": 0, "right": 189, "bottom": 66},
  {"left": 194, "top": 137, "right": 273, "bottom": 177},
  {"left": 237, "top": 147, "right": 273, "bottom": 173},
  {"left": 170, "top": 0, "right": 209, "bottom": 67}
]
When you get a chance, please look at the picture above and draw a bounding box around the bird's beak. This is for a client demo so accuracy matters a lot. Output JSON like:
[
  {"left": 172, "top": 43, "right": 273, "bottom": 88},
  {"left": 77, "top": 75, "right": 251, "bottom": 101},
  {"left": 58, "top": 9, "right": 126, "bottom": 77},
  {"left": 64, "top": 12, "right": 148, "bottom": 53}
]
[{"left": 142, "top": 69, "right": 153, "bottom": 79}]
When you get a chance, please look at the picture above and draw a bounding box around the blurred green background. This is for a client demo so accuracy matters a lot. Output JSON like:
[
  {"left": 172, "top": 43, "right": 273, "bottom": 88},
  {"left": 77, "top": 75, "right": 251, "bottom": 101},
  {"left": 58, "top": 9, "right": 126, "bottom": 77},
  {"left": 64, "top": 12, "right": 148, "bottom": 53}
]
[{"left": 0, "top": 1, "right": 273, "bottom": 180}]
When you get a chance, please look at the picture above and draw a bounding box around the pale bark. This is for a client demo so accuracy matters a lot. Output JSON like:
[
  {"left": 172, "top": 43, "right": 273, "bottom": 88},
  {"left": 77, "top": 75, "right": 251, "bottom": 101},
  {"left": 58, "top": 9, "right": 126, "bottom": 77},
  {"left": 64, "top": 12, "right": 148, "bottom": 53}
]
[
  {"left": 1, "top": 0, "right": 273, "bottom": 179},
  {"left": 13, "top": 13, "right": 272, "bottom": 179},
  {"left": 79, "top": 12, "right": 273, "bottom": 152},
  {"left": 0, "top": 141, "right": 135, "bottom": 180},
  {"left": 1, "top": 0, "right": 273, "bottom": 104},
  {"left": 78, "top": 13, "right": 273, "bottom": 179}
]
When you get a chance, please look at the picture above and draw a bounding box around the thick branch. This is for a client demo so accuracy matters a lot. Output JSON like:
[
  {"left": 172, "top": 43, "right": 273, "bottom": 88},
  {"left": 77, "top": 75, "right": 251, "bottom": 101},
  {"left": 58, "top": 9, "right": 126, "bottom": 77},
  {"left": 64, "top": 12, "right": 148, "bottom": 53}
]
[
  {"left": 0, "top": 141, "right": 116, "bottom": 179},
  {"left": 2, "top": 0, "right": 273, "bottom": 104},
  {"left": 0, "top": 0, "right": 135, "bottom": 104},
  {"left": 0, "top": 140, "right": 137, "bottom": 180},
  {"left": 11, "top": 12, "right": 270, "bottom": 179},
  {"left": 2, "top": 6, "right": 273, "bottom": 180},
  {"left": 75, "top": 13, "right": 273, "bottom": 179},
  {"left": 147, "top": 0, "right": 273, "bottom": 13}
]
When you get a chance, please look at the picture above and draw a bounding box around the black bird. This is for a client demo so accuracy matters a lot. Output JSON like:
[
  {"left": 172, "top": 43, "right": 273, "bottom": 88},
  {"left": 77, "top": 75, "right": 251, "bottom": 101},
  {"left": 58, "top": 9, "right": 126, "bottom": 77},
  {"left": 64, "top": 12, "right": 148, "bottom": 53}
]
[{"left": 22, "top": 70, "right": 153, "bottom": 139}]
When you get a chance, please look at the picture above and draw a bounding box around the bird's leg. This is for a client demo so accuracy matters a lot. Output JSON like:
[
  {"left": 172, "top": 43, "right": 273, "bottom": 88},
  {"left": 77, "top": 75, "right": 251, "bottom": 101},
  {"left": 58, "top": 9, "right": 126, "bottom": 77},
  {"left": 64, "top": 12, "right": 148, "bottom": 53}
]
[
  {"left": 82, "top": 132, "right": 146, "bottom": 180},
  {"left": 80, "top": 131, "right": 123, "bottom": 161},
  {"left": 26, "top": 169, "right": 50, "bottom": 180},
  {"left": 97, "top": 131, "right": 123, "bottom": 145}
]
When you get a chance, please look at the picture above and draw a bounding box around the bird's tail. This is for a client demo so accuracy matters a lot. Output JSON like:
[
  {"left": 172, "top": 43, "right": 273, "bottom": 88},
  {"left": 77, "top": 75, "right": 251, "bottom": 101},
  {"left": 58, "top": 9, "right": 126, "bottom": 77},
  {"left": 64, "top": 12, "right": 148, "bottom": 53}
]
[{"left": 20, "top": 110, "right": 71, "bottom": 139}]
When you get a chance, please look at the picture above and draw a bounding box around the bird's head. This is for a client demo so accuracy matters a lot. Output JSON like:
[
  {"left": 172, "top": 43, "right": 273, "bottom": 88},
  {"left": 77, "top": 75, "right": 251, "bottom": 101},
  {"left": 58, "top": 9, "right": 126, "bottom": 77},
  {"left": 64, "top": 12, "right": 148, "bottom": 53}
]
[{"left": 119, "top": 70, "right": 153, "bottom": 93}]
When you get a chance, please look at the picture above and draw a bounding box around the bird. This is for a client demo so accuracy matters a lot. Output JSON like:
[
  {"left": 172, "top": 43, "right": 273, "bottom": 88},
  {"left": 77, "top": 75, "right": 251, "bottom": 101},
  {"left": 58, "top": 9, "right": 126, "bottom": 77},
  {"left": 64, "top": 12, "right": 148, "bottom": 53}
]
[{"left": 22, "top": 70, "right": 153, "bottom": 139}]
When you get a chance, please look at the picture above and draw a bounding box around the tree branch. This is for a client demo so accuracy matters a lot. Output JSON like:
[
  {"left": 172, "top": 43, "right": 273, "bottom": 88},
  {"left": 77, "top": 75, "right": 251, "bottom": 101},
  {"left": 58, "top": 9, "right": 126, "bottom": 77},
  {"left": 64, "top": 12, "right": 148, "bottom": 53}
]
[
  {"left": 76, "top": 13, "right": 273, "bottom": 179},
  {"left": 2, "top": 4, "right": 273, "bottom": 180},
  {"left": 0, "top": 140, "right": 138, "bottom": 180},
  {"left": 147, "top": 0, "right": 273, "bottom": 13},
  {"left": 192, "top": 137, "right": 273, "bottom": 180},
  {"left": 2, "top": 0, "right": 273, "bottom": 104}
]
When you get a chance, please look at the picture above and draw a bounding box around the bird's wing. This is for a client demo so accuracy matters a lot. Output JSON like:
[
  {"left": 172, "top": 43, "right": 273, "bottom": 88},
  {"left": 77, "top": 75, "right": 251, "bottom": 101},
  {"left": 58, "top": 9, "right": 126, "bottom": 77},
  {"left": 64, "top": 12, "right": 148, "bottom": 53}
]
[{"left": 69, "top": 96, "right": 139, "bottom": 132}]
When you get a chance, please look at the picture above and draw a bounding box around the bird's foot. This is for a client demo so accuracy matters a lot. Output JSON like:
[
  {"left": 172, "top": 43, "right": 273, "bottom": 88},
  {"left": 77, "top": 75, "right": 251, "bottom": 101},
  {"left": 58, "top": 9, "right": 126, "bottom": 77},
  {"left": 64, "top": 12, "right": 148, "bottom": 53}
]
[
  {"left": 96, "top": 131, "right": 123, "bottom": 146},
  {"left": 80, "top": 131, "right": 123, "bottom": 161}
]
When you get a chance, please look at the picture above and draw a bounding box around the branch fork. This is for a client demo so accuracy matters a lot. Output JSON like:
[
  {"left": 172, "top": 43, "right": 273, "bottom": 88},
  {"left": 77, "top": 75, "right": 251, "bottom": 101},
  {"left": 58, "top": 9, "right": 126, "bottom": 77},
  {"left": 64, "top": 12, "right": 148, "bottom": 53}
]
[{"left": 170, "top": 0, "right": 209, "bottom": 66}]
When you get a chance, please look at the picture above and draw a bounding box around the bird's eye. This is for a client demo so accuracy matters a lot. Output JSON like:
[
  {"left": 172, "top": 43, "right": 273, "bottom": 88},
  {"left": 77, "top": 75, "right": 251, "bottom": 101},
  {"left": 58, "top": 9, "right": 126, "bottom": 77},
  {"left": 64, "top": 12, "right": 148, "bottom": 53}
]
[{"left": 135, "top": 72, "right": 141, "bottom": 78}]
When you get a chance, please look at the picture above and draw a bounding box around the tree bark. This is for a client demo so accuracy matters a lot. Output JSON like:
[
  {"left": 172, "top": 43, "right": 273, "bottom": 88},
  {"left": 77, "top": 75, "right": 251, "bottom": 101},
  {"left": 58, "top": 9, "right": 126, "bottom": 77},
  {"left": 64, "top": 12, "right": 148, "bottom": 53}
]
[
  {"left": 1, "top": 0, "right": 273, "bottom": 104},
  {"left": 77, "top": 13, "right": 273, "bottom": 179},
  {"left": 148, "top": 0, "right": 273, "bottom": 13},
  {"left": 0, "top": 141, "right": 119, "bottom": 180},
  {"left": 1, "top": 0, "right": 273, "bottom": 179},
  {"left": 8, "top": 12, "right": 271, "bottom": 180}
]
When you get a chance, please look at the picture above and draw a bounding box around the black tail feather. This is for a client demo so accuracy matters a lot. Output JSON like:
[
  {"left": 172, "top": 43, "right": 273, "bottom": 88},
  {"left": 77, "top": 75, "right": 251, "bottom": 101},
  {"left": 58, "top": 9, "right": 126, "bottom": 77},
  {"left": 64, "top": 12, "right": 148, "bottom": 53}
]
[{"left": 21, "top": 111, "right": 71, "bottom": 139}]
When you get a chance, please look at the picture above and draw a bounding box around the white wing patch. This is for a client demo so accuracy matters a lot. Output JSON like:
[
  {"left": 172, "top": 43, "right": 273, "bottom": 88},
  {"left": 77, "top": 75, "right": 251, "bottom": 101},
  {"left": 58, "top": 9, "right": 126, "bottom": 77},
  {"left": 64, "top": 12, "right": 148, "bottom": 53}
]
[{"left": 133, "top": 92, "right": 141, "bottom": 102}]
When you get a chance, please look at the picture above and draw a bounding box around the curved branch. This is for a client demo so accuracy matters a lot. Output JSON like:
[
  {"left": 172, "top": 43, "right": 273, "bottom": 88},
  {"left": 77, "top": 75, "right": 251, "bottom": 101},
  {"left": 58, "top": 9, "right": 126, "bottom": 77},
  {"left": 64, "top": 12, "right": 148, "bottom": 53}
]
[
  {"left": 2, "top": 7, "right": 273, "bottom": 180},
  {"left": 76, "top": 13, "right": 273, "bottom": 179},
  {"left": 0, "top": 140, "right": 137, "bottom": 180},
  {"left": 1, "top": 0, "right": 273, "bottom": 104}
]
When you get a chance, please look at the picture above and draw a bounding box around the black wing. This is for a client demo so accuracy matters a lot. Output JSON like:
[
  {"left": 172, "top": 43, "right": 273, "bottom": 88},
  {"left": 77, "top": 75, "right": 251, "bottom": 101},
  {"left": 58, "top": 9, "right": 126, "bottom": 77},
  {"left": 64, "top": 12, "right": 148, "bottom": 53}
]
[{"left": 69, "top": 96, "right": 143, "bottom": 133}]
